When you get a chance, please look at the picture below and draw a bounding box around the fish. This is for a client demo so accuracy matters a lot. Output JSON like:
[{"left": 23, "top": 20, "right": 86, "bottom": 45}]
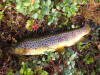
[{"left": 11, "top": 24, "right": 91, "bottom": 55}]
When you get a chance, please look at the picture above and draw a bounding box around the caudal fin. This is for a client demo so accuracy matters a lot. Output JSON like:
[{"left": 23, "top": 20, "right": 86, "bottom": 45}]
[{"left": 84, "top": 23, "right": 91, "bottom": 35}]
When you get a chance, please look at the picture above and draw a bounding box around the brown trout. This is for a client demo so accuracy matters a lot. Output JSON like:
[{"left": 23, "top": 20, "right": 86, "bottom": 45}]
[{"left": 12, "top": 24, "right": 91, "bottom": 55}]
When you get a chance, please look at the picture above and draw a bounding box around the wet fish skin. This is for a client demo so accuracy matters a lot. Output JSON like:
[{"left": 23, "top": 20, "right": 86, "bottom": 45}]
[{"left": 12, "top": 24, "right": 91, "bottom": 55}]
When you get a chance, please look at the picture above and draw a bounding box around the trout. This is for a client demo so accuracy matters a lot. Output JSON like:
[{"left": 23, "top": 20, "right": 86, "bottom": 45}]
[{"left": 12, "top": 24, "right": 91, "bottom": 55}]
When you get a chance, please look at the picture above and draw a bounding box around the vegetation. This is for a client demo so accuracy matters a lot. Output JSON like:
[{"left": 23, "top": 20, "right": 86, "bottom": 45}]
[
  {"left": 7, "top": 49, "right": 82, "bottom": 75},
  {"left": 0, "top": 0, "right": 100, "bottom": 75},
  {"left": 14, "top": 0, "right": 79, "bottom": 25}
]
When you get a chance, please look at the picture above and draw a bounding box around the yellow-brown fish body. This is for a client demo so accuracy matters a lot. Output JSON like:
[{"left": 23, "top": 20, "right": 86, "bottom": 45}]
[{"left": 12, "top": 24, "right": 91, "bottom": 55}]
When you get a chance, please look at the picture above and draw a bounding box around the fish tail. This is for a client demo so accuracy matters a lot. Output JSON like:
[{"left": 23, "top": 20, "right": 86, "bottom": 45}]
[{"left": 84, "top": 23, "right": 91, "bottom": 35}]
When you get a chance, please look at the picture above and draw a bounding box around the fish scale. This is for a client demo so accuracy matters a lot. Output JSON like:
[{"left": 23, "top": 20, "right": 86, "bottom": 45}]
[{"left": 11, "top": 24, "right": 91, "bottom": 55}]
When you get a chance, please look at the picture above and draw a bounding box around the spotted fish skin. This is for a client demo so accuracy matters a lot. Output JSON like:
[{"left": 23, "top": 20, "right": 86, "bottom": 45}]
[{"left": 12, "top": 24, "right": 91, "bottom": 55}]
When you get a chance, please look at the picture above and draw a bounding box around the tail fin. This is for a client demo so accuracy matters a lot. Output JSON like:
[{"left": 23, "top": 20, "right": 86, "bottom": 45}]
[{"left": 84, "top": 22, "right": 91, "bottom": 35}]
